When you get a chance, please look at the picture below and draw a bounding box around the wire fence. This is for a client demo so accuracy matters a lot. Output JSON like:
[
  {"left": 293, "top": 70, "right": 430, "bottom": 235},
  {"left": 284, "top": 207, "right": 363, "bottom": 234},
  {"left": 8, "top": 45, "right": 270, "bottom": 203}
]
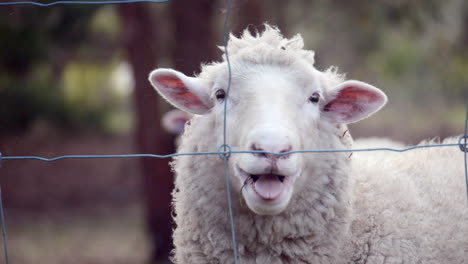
[
  {"left": 0, "top": 1, "right": 468, "bottom": 264},
  {"left": 0, "top": 0, "right": 171, "bottom": 6}
]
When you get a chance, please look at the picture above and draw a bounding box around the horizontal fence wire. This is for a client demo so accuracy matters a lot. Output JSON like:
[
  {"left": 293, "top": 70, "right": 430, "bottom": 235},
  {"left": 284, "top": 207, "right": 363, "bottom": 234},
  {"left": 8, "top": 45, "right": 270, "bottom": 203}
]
[
  {"left": 0, "top": 0, "right": 171, "bottom": 7},
  {"left": 1, "top": 1, "right": 468, "bottom": 264},
  {"left": 0, "top": 142, "right": 465, "bottom": 162}
]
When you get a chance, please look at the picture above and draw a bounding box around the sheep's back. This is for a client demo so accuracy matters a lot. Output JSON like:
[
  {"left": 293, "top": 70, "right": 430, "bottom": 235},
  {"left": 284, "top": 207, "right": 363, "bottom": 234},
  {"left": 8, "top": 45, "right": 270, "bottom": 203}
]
[{"left": 350, "top": 137, "right": 468, "bottom": 263}]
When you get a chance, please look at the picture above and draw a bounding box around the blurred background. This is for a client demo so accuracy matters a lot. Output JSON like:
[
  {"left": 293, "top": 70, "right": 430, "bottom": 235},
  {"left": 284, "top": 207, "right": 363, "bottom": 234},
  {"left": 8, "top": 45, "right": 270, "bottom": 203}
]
[{"left": 0, "top": 0, "right": 466, "bottom": 263}]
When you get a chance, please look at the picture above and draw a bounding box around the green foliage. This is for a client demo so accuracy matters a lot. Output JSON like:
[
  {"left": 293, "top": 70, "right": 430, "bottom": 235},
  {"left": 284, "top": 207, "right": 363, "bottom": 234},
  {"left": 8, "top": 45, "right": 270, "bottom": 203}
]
[
  {"left": 0, "top": 6, "right": 96, "bottom": 74},
  {"left": 369, "top": 32, "right": 424, "bottom": 78},
  {"left": 60, "top": 61, "right": 128, "bottom": 132},
  {"left": 0, "top": 6, "right": 123, "bottom": 134},
  {"left": 0, "top": 72, "right": 67, "bottom": 132},
  {"left": 442, "top": 56, "right": 468, "bottom": 100}
]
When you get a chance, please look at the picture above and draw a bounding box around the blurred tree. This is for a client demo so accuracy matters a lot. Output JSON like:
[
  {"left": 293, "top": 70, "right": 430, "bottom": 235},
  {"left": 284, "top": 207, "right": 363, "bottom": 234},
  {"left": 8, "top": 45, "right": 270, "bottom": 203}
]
[
  {"left": 462, "top": 2, "right": 468, "bottom": 49},
  {"left": 170, "top": 0, "right": 217, "bottom": 74},
  {"left": 0, "top": 6, "right": 96, "bottom": 76},
  {"left": 230, "top": 0, "right": 265, "bottom": 36},
  {"left": 119, "top": 1, "right": 219, "bottom": 263},
  {"left": 118, "top": 5, "right": 176, "bottom": 263},
  {"left": 0, "top": 6, "right": 114, "bottom": 133}
]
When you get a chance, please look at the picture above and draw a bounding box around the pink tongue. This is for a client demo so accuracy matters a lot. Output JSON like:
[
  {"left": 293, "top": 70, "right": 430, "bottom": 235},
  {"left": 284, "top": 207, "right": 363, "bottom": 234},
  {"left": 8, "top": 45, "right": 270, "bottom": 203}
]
[{"left": 253, "top": 175, "right": 285, "bottom": 200}]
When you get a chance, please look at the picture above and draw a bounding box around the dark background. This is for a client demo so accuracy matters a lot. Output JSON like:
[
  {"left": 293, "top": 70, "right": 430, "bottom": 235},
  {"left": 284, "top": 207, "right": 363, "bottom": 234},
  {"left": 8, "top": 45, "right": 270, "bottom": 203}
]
[{"left": 0, "top": 0, "right": 467, "bottom": 263}]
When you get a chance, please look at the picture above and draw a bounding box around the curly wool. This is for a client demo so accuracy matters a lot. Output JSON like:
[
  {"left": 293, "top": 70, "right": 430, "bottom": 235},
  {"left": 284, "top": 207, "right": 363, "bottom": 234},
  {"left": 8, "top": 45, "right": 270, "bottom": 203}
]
[
  {"left": 172, "top": 115, "right": 352, "bottom": 264},
  {"left": 351, "top": 137, "right": 468, "bottom": 264},
  {"left": 199, "top": 25, "right": 344, "bottom": 92}
]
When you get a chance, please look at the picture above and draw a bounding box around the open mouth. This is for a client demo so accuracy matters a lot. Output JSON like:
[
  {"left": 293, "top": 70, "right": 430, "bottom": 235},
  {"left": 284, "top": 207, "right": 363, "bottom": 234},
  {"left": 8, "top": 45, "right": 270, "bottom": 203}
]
[
  {"left": 246, "top": 173, "right": 288, "bottom": 200},
  {"left": 250, "top": 174, "right": 285, "bottom": 182},
  {"left": 237, "top": 166, "right": 298, "bottom": 214}
]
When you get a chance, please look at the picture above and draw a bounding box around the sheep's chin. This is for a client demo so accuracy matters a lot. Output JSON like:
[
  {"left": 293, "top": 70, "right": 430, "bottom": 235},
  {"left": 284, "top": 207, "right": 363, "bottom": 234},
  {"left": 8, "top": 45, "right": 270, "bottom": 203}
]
[{"left": 237, "top": 168, "right": 295, "bottom": 215}]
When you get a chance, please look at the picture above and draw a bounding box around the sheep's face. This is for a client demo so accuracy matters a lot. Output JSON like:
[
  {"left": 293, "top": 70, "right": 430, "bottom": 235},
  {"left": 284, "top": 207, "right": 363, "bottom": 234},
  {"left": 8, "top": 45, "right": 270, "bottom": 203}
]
[
  {"left": 149, "top": 59, "right": 387, "bottom": 215},
  {"left": 216, "top": 64, "right": 312, "bottom": 215}
]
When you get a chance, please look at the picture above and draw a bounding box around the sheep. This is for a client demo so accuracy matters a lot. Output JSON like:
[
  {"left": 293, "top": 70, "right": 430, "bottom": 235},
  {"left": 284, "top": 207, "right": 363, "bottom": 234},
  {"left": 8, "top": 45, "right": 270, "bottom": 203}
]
[
  {"left": 148, "top": 25, "right": 468, "bottom": 264},
  {"left": 161, "top": 109, "right": 192, "bottom": 146},
  {"left": 162, "top": 109, "right": 192, "bottom": 136}
]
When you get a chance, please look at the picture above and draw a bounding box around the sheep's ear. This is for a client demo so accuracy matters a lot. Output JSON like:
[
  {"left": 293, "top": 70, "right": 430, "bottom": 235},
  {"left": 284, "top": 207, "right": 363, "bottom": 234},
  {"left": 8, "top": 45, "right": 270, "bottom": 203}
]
[
  {"left": 322, "top": 80, "right": 387, "bottom": 124},
  {"left": 162, "top": 109, "right": 191, "bottom": 135},
  {"left": 149, "top": 69, "right": 213, "bottom": 114}
]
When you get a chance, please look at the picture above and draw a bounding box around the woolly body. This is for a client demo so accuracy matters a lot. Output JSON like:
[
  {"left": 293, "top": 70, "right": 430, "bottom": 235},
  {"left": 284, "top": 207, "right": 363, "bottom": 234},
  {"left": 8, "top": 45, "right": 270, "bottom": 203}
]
[
  {"left": 149, "top": 26, "right": 468, "bottom": 263},
  {"left": 351, "top": 137, "right": 468, "bottom": 264}
]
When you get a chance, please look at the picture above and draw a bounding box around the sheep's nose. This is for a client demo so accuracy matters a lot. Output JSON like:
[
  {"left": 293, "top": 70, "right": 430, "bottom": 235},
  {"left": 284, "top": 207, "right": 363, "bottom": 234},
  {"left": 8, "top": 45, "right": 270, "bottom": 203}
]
[{"left": 251, "top": 142, "right": 292, "bottom": 160}]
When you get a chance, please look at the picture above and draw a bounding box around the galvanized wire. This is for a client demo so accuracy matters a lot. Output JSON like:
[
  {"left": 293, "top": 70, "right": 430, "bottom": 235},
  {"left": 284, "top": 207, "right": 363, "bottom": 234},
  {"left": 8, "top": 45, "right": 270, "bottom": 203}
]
[
  {"left": 0, "top": 185, "right": 8, "bottom": 264},
  {"left": 0, "top": 142, "right": 463, "bottom": 162},
  {"left": 221, "top": 0, "right": 239, "bottom": 261},
  {"left": 0, "top": 0, "right": 171, "bottom": 7}
]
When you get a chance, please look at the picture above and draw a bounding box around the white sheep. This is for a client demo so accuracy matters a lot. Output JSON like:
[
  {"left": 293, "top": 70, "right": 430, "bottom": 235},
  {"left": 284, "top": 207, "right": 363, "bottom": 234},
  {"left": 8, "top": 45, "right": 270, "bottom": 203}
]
[{"left": 148, "top": 26, "right": 468, "bottom": 263}]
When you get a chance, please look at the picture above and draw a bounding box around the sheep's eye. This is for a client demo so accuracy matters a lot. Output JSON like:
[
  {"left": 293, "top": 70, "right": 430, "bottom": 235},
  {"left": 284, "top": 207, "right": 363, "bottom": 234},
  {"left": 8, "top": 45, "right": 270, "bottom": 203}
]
[
  {"left": 309, "top": 92, "right": 320, "bottom": 104},
  {"left": 215, "top": 89, "right": 226, "bottom": 101}
]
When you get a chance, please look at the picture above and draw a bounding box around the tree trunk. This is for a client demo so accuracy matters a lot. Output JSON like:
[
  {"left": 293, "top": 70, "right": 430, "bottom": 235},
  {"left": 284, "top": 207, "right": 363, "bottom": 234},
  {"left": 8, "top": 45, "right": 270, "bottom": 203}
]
[
  {"left": 118, "top": 5, "right": 175, "bottom": 263},
  {"left": 170, "top": 0, "right": 217, "bottom": 75},
  {"left": 461, "top": 2, "right": 468, "bottom": 52},
  {"left": 231, "top": 0, "right": 265, "bottom": 36}
]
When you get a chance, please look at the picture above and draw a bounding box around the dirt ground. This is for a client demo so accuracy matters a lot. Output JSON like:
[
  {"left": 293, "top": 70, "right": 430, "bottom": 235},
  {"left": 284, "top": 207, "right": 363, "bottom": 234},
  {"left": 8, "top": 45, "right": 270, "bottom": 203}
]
[
  {"left": 5, "top": 207, "right": 150, "bottom": 264},
  {"left": 0, "top": 129, "right": 158, "bottom": 264}
]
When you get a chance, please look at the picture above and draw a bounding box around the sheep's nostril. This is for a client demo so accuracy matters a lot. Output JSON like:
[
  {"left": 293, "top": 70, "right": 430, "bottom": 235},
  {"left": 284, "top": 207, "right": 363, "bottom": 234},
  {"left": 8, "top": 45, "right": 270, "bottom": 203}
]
[
  {"left": 251, "top": 144, "right": 267, "bottom": 157},
  {"left": 279, "top": 145, "right": 292, "bottom": 159},
  {"left": 281, "top": 145, "right": 292, "bottom": 153},
  {"left": 251, "top": 144, "right": 261, "bottom": 151}
]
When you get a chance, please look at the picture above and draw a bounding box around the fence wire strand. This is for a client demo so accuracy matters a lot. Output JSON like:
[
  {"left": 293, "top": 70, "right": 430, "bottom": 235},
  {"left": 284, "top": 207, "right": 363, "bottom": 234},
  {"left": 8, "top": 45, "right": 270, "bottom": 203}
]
[
  {"left": 0, "top": 142, "right": 464, "bottom": 162},
  {"left": 0, "top": 0, "right": 171, "bottom": 7},
  {"left": 0, "top": 1, "right": 467, "bottom": 264},
  {"left": 221, "top": 0, "right": 239, "bottom": 262},
  {"left": 0, "top": 186, "right": 8, "bottom": 264}
]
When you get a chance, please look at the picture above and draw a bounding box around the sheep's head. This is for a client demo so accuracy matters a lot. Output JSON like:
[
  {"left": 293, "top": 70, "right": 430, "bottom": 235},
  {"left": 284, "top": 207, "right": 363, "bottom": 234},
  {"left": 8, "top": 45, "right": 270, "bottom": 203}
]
[{"left": 149, "top": 26, "right": 387, "bottom": 215}]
